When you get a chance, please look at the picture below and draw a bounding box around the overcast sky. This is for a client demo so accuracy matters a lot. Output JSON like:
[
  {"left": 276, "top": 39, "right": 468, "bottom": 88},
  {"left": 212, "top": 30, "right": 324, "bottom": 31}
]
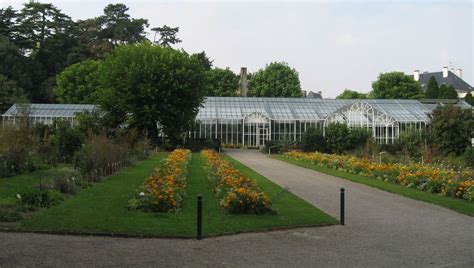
[{"left": 2, "top": 0, "right": 473, "bottom": 98}]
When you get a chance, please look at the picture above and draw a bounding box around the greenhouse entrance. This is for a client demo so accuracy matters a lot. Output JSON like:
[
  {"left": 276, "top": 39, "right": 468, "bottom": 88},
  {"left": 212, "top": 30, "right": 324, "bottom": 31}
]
[{"left": 243, "top": 112, "right": 270, "bottom": 148}]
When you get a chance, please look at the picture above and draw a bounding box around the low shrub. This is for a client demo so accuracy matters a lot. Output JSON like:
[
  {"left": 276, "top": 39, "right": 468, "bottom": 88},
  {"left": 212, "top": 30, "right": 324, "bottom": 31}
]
[{"left": 17, "top": 189, "right": 64, "bottom": 210}]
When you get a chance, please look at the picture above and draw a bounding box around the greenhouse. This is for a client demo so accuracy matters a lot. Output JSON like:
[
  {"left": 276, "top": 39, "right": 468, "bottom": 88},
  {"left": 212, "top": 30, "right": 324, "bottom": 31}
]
[
  {"left": 190, "top": 97, "right": 472, "bottom": 147},
  {"left": 2, "top": 104, "right": 96, "bottom": 127}
]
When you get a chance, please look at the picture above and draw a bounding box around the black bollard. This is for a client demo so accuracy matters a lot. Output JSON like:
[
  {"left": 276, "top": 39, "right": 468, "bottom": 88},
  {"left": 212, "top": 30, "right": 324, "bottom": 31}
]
[
  {"left": 197, "top": 194, "right": 203, "bottom": 239},
  {"left": 340, "top": 188, "right": 345, "bottom": 225}
]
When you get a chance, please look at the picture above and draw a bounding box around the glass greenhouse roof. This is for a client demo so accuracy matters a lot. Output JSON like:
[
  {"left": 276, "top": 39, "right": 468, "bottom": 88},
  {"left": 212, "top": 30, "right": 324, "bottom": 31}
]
[
  {"left": 196, "top": 97, "right": 472, "bottom": 122},
  {"left": 3, "top": 104, "right": 96, "bottom": 117}
]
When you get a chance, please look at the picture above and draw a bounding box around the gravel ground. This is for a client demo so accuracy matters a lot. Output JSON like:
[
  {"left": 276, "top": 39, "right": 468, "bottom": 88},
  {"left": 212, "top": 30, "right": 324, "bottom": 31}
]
[{"left": 1, "top": 149, "right": 473, "bottom": 267}]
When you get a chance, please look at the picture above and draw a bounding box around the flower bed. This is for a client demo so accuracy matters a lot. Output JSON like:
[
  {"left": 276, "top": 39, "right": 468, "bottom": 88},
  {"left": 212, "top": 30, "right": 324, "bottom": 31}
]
[
  {"left": 201, "top": 150, "right": 273, "bottom": 214},
  {"left": 284, "top": 151, "right": 474, "bottom": 201},
  {"left": 129, "top": 149, "right": 191, "bottom": 212}
]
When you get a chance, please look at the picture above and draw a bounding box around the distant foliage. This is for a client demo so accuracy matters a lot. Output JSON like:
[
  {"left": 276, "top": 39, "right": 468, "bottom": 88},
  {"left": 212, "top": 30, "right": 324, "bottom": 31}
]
[
  {"left": 371, "top": 72, "right": 424, "bottom": 99},
  {"left": 301, "top": 127, "right": 326, "bottom": 152},
  {"left": 55, "top": 59, "right": 101, "bottom": 104},
  {"left": 437, "top": 84, "right": 458, "bottom": 99},
  {"left": 424, "top": 76, "right": 439, "bottom": 99},
  {"left": 206, "top": 67, "right": 239, "bottom": 96},
  {"left": 249, "top": 62, "right": 303, "bottom": 97},
  {"left": 336, "top": 89, "right": 367, "bottom": 99}
]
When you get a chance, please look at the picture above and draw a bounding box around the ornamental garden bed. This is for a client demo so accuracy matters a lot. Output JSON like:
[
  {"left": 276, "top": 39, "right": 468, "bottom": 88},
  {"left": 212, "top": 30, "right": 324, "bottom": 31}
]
[
  {"left": 275, "top": 151, "right": 474, "bottom": 216},
  {"left": 3, "top": 152, "right": 337, "bottom": 238}
]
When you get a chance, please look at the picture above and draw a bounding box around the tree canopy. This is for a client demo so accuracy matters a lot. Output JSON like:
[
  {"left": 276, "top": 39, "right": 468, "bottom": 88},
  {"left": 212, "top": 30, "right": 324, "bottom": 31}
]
[
  {"left": 0, "top": 2, "right": 149, "bottom": 105},
  {"left": 248, "top": 62, "right": 303, "bottom": 97},
  {"left": 206, "top": 67, "right": 239, "bottom": 96},
  {"left": 151, "top": 25, "right": 181, "bottom": 47},
  {"left": 336, "top": 89, "right": 367, "bottom": 99},
  {"left": 371, "top": 72, "right": 424, "bottom": 99},
  {"left": 96, "top": 42, "right": 207, "bottom": 143},
  {"left": 55, "top": 59, "right": 101, "bottom": 104}
]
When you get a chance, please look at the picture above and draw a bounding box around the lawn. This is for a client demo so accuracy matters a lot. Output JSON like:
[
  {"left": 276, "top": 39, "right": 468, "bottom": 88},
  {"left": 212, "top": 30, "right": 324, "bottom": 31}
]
[
  {"left": 273, "top": 155, "right": 474, "bottom": 217},
  {"left": 16, "top": 153, "right": 337, "bottom": 237},
  {"left": 0, "top": 167, "right": 66, "bottom": 206}
]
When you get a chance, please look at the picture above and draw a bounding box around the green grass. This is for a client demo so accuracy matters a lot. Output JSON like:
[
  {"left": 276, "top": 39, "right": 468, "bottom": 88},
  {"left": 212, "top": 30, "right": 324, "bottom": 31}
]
[
  {"left": 273, "top": 155, "right": 474, "bottom": 217},
  {"left": 0, "top": 167, "right": 65, "bottom": 206},
  {"left": 16, "top": 153, "right": 337, "bottom": 237}
]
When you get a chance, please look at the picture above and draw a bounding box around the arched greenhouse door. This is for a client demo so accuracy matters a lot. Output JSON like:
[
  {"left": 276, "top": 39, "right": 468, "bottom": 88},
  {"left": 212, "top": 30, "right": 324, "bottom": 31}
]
[{"left": 243, "top": 112, "right": 270, "bottom": 148}]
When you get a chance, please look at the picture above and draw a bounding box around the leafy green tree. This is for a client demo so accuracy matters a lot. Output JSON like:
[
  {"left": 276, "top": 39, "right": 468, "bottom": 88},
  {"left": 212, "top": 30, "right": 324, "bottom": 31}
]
[
  {"left": 206, "top": 68, "right": 239, "bottom": 96},
  {"left": 151, "top": 25, "right": 181, "bottom": 47},
  {"left": 0, "top": 75, "right": 27, "bottom": 113},
  {"left": 438, "top": 84, "right": 458, "bottom": 99},
  {"left": 97, "top": 4, "right": 149, "bottom": 46},
  {"left": 55, "top": 59, "right": 101, "bottom": 103},
  {"left": 424, "top": 76, "right": 439, "bottom": 98},
  {"left": 464, "top": 93, "right": 474, "bottom": 106},
  {"left": 429, "top": 105, "right": 473, "bottom": 155},
  {"left": 336, "top": 89, "right": 367, "bottom": 99},
  {"left": 348, "top": 128, "right": 371, "bottom": 150},
  {"left": 371, "top": 72, "right": 424, "bottom": 99},
  {"left": 249, "top": 62, "right": 303, "bottom": 97},
  {"left": 96, "top": 42, "right": 207, "bottom": 143}
]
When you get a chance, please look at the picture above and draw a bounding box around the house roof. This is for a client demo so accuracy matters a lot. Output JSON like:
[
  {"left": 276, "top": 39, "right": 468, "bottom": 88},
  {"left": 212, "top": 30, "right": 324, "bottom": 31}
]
[
  {"left": 306, "top": 91, "right": 322, "bottom": 99},
  {"left": 418, "top": 71, "right": 473, "bottom": 92}
]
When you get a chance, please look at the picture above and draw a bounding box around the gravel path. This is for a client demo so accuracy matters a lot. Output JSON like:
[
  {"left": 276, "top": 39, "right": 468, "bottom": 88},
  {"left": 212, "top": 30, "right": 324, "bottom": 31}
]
[{"left": 1, "top": 150, "right": 473, "bottom": 267}]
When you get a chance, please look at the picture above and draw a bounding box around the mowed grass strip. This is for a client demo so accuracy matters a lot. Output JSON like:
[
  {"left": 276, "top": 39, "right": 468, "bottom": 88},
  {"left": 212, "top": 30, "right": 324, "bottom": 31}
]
[
  {"left": 17, "top": 153, "right": 337, "bottom": 237},
  {"left": 273, "top": 155, "right": 474, "bottom": 217}
]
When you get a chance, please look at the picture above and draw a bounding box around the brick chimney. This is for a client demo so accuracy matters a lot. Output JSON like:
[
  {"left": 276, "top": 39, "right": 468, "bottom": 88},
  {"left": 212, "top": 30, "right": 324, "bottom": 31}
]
[{"left": 239, "top": 67, "right": 248, "bottom": 97}]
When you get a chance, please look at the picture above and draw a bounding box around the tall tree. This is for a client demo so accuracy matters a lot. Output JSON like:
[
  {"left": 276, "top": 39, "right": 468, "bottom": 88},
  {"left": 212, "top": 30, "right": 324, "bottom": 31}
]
[
  {"left": 16, "top": 2, "right": 74, "bottom": 50},
  {"left": 96, "top": 4, "right": 149, "bottom": 46},
  {"left": 425, "top": 76, "right": 439, "bottom": 99},
  {"left": 206, "top": 67, "right": 239, "bottom": 96},
  {"left": 96, "top": 42, "right": 207, "bottom": 143},
  {"left": 336, "top": 89, "right": 367, "bottom": 99},
  {"left": 429, "top": 105, "right": 472, "bottom": 155},
  {"left": 438, "top": 84, "right": 458, "bottom": 99},
  {"left": 55, "top": 59, "right": 101, "bottom": 104},
  {"left": 0, "top": 74, "right": 27, "bottom": 113},
  {"left": 248, "top": 62, "right": 303, "bottom": 97},
  {"left": 0, "top": 6, "right": 18, "bottom": 40},
  {"left": 0, "top": 36, "right": 42, "bottom": 102},
  {"left": 371, "top": 72, "right": 424, "bottom": 99},
  {"left": 151, "top": 25, "right": 181, "bottom": 47}
]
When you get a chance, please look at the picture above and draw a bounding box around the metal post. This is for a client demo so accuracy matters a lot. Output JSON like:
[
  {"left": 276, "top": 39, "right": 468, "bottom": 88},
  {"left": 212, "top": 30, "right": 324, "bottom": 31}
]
[
  {"left": 197, "top": 194, "right": 203, "bottom": 239},
  {"left": 340, "top": 188, "right": 345, "bottom": 225}
]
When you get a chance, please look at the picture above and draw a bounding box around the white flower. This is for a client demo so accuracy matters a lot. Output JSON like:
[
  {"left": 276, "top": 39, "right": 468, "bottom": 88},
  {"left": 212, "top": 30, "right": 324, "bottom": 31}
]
[
  {"left": 71, "top": 177, "right": 75, "bottom": 181},
  {"left": 16, "top": 194, "right": 21, "bottom": 200},
  {"left": 139, "top": 192, "right": 145, "bottom": 196}
]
